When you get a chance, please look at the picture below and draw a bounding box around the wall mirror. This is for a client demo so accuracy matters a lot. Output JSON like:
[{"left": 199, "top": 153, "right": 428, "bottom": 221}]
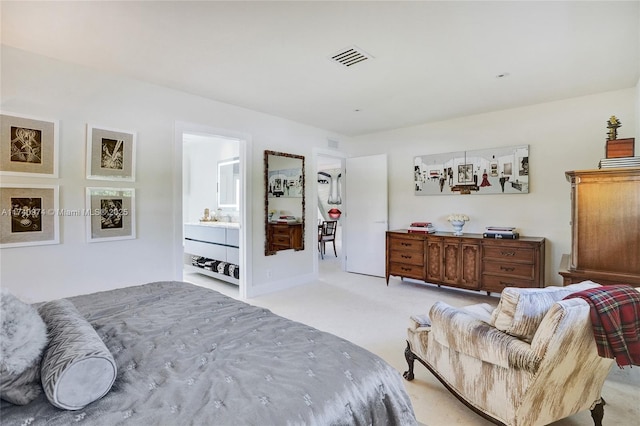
[
  {"left": 218, "top": 157, "right": 240, "bottom": 208},
  {"left": 264, "top": 150, "right": 305, "bottom": 256}
]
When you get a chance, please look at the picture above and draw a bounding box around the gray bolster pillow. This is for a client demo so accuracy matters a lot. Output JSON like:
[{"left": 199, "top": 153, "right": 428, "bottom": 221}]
[{"left": 38, "top": 299, "right": 117, "bottom": 410}]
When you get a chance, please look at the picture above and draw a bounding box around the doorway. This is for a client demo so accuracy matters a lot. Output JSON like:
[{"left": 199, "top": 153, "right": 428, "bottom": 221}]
[
  {"left": 315, "top": 151, "right": 346, "bottom": 273},
  {"left": 174, "top": 122, "right": 251, "bottom": 299}
]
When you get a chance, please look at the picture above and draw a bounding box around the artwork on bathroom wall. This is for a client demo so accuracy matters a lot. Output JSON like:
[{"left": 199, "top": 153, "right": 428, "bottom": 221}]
[
  {"left": 86, "top": 187, "right": 136, "bottom": 242},
  {"left": 0, "top": 184, "right": 60, "bottom": 248},
  {"left": 86, "top": 124, "right": 136, "bottom": 181},
  {"left": 267, "top": 167, "right": 303, "bottom": 198},
  {"left": 0, "top": 112, "right": 58, "bottom": 177},
  {"left": 414, "top": 145, "right": 529, "bottom": 195}
]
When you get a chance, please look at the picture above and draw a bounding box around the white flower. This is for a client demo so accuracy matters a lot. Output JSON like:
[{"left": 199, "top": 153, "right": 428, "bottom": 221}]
[{"left": 447, "top": 214, "right": 469, "bottom": 222}]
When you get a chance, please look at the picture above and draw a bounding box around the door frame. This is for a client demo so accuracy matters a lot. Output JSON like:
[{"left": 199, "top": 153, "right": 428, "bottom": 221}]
[{"left": 173, "top": 121, "right": 252, "bottom": 299}]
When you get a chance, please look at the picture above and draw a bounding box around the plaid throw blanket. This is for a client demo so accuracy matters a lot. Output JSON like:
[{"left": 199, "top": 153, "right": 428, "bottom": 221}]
[{"left": 565, "top": 285, "right": 640, "bottom": 367}]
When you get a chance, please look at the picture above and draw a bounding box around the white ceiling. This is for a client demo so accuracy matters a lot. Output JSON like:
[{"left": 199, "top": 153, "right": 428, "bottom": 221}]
[{"left": 2, "top": 1, "right": 639, "bottom": 137}]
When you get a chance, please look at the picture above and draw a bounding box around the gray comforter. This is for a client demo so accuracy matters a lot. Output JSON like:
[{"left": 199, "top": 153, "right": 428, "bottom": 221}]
[{"left": 2, "top": 281, "right": 416, "bottom": 425}]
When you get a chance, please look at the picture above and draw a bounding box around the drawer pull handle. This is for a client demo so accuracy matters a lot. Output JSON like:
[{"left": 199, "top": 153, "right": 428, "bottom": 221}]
[
  {"left": 500, "top": 281, "right": 515, "bottom": 286},
  {"left": 500, "top": 266, "right": 515, "bottom": 272},
  {"left": 500, "top": 251, "right": 516, "bottom": 256},
  {"left": 401, "top": 267, "right": 412, "bottom": 271},
  {"left": 401, "top": 242, "right": 412, "bottom": 246},
  {"left": 401, "top": 254, "right": 412, "bottom": 259}
]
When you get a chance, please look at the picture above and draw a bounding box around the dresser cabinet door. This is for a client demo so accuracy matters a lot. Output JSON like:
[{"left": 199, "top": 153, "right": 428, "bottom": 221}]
[
  {"left": 442, "top": 239, "right": 461, "bottom": 285},
  {"left": 460, "top": 242, "right": 481, "bottom": 289},
  {"left": 426, "top": 239, "right": 443, "bottom": 282},
  {"left": 441, "top": 239, "right": 480, "bottom": 289}
]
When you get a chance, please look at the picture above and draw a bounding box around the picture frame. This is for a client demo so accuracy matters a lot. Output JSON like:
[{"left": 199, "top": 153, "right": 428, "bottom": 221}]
[
  {"left": 267, "top": 168, "right": 303, "bottom": 198},
  {"left": 457, "top": 164, "right": 473, "bottom": 183},
  {"left": 414, "top": 145, "right": 529, "bottom": 195},
  {"left": 0, "top": 184, "right": 60, "bottom": 248},
  {"left": 86, "top": 187, "right": 136, "bottom": 242},
  {"left": 86, "top": 125, "right": 136, "bottom": 181},
  {"left": 0, "top": 112, "right": 58, "bottom": 177}
]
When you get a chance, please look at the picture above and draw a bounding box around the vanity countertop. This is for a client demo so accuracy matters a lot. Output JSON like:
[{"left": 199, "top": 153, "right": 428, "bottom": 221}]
[{"left": 186, "top": 221, "right": 240, "bottom": 229}]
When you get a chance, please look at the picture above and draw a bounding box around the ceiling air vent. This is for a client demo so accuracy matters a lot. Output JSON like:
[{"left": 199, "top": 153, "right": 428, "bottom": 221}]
[{"left": 330, "top": 46, "right": 372, "bottom": 67}]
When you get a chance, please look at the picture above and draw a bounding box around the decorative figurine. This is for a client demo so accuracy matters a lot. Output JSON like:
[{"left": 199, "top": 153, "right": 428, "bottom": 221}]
[{"left": 606, "top": 115, "right": 621, "bottom": 140}]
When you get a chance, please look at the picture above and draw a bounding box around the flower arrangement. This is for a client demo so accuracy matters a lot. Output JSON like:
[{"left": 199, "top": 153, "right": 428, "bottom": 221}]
[{"left": 447, "top": 214, "right": 470, "bottom": 223}]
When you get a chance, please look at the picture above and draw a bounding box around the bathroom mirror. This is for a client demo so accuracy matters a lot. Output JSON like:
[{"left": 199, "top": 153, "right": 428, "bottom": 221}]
[
  {"left": 218, "top": 158, "right": 239, "bottom": 208},
  {"left": 264, "top": 150, "right": 305, "bottom": 256}
]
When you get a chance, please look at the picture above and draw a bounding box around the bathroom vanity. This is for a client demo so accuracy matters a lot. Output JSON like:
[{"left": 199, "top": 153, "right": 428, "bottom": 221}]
[{"left": 184, "top": 222, "right": 240, "bottom": 285}]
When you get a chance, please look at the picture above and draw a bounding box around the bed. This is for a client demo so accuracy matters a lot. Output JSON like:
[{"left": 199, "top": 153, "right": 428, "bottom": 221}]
[{"left": 1, "top": 281, "right": 417, "bottom": 425}]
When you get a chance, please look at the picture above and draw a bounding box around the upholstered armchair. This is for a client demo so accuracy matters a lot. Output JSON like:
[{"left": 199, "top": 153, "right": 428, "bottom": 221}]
[{"left": 404, "top": 281, "right": 616, "bottom": 426}]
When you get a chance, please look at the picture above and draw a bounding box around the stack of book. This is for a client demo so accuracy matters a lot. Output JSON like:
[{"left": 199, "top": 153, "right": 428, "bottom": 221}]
[
  {"left": 408, "top": 222, "right": 436, "bottom": 234},
  {"left": 598, "top": 156, "right": 640, "bottom": 169},
  {"left": 483, "top": 226, "right": 519, "bottom": 239},
  {"left": 277, "top": 215, "right": 298, "bottom": 223}
]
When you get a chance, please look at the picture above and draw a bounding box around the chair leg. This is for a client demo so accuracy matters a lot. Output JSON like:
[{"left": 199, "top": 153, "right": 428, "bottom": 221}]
[
  {"left": 403, "top": 341, "right": 415, "bottom": 381},
  {"left": 591, "top": 398, "right": 606, "bottom": 426},
  {"left": 332, "top": 240, "right": 337, "bottom": 257}
]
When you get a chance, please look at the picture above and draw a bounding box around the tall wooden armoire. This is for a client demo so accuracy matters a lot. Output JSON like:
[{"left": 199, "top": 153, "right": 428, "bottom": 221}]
[{"left": 559, "top": 167, "right": 640, "bottom": 286}]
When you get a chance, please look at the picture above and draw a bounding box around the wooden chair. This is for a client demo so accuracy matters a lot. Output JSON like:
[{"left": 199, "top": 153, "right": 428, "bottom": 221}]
[{"left": 318, "top": 220, "right": 338, "bottom": 259}]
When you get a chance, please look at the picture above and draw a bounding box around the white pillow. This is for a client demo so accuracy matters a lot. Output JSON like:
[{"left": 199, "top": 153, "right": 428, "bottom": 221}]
[{"left": 38, "top": 299, "right": 117, "bottom": 410}]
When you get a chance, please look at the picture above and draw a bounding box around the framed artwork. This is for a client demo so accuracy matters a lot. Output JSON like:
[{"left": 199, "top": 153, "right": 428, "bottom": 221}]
[
  {"left": 86, "top": 187, "right": 136, "bottom": 242},
  {"left": 414, "top": 145, "right": 529, "bottom": 195},
  {"left": 267, "top": 168, "right": 303, "bottom": 198},
  {"left": 86, "top": 125, "right": 136, "bottom": 181},
  {"left": 457, "top": 164, "right": 473, "bottom": 183},
  {"left": 0, "top": 184, "right": 60, "bottom": 248},
  {"left": 0, "top": 112, "right": 58, "bottom": 177}
]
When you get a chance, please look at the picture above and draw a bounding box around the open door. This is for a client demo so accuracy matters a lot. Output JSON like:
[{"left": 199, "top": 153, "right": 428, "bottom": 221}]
[{"left": 344, "top": 154, "right": 388, "bottom": 277}]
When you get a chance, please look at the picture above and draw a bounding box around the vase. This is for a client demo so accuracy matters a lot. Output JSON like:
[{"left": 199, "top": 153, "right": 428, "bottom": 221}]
[{"left": 450, "top": 220, "right": 466, "bottom": 236}]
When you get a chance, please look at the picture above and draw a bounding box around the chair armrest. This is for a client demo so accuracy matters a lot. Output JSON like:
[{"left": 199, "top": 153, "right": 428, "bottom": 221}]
[{"left": 430, "top": 301, "right": 541, "bottom": 372}]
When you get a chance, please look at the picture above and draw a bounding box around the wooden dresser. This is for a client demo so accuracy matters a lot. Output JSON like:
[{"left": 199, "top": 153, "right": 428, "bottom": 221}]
[
  {"left": 386, "top": 231, "right": 545, "bottom": 294},
  {"left": 559, "top": 167, "right": 640, "bottom": 286},
  {"left": 267, "top": 222, "right": 303, "bottom": 253}
]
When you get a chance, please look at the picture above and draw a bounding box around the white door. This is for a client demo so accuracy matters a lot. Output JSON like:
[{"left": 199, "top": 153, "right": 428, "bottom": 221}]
[{"left": 344, "top": 154, "right": 388, "bottom": 277}]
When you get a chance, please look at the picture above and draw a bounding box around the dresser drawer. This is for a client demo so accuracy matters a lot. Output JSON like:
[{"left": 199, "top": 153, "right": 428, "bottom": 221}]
[
  {"left": 482, "top": 274, "right": 536, "bottom": 293},
  {"left": 272, "top": 234, "right": 291, "bottom": 246},
  {"left": 388, "top": 235, "right": 424, "bottom": 251},
  {"left": 389, "top": 250, "right": 424, "bottom": 266},
  {"left": 482, "top": 245, "right": 534, "bottom": 263},
  {"left": 389, "top": 263, "right": 424, "bottom": 280},
  {"left": 482, "top": 260, "right": 535, "bottom": 280},
  {"left": 271, "top": 225, "right": 291, "bottom": 236}
]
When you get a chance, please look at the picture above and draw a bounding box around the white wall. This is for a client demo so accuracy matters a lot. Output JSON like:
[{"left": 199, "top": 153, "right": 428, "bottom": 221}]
[
  {"left": 346, "top": 88, "right": 637, "bottom": 286},
  {"left": 1, "top": 46, "right": 344, "bottom": 302},
  {"left": 2, "top": 46, "right": 636, "bottom": 301}
]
